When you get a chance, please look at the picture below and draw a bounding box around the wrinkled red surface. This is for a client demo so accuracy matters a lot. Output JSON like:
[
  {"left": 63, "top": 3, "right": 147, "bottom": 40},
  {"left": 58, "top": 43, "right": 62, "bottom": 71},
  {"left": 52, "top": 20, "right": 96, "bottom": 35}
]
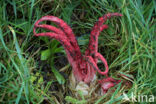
[{"left": 33, "top": 13, "right": 122, "bottom": 93}]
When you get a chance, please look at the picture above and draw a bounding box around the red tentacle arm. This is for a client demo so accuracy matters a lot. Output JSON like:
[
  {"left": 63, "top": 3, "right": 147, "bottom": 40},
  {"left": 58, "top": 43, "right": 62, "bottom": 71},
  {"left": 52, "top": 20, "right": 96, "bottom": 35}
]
[
  {"left": 85, "top": 53, "right": 108, "bottom": 76},
  {"left": 33, "top": 17, "right": 76, "bottom": 59},
  {"left": 33, "top": 16, "right": 91, "bottom": 83},
  {"left": 85, "top": 13, "right": 122, "bottom": 56},
  {"left": 33, "top": 32, "right": 75, "bottom": 61},
  {"left": 34, "top": 16, "right": 82, "bottom": 60},
  {"left": 84, "top": 13, "right": 122, "bottom": 93}
]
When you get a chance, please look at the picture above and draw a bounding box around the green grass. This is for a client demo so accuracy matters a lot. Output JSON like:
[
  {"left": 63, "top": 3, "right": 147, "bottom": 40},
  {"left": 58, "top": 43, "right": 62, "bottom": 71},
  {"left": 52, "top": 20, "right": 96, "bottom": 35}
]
[{"left": 0, "top": 0, "right": 155, "bottom": 104}]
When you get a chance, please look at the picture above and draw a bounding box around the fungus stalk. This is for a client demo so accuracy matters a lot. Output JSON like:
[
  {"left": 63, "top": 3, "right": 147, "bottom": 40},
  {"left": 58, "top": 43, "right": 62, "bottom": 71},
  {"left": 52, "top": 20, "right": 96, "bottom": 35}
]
[{"left": 33, "top": 13, "right": 122, "bottom": 95}]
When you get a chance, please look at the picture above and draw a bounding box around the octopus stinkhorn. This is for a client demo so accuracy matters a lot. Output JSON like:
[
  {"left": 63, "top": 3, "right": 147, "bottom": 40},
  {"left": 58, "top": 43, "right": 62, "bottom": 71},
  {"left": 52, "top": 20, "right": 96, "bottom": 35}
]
[{"left": 33, "top": 13, "right": 122, "bottom": 95}]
